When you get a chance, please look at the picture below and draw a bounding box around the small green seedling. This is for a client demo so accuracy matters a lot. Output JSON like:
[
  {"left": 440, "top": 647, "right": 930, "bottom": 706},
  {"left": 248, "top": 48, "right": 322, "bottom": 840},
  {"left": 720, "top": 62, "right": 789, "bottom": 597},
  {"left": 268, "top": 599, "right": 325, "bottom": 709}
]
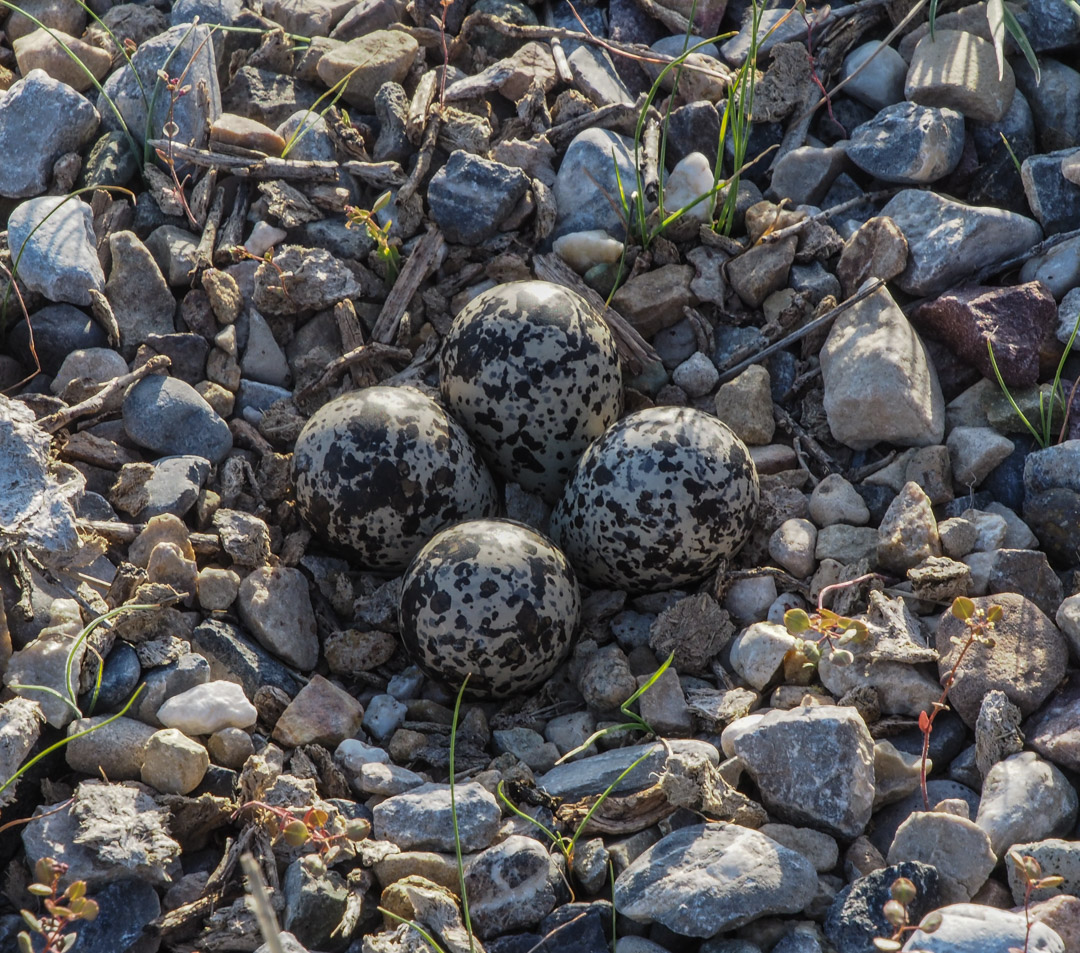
[
  {"left": 873, "top": 876, "right": 942, "bottom": 951},
  {"left": 18, "top": 858, "right": 98, "bottom": 953},
  {"left": 345, "top": 191, "right": 402, "bottom": 286}
]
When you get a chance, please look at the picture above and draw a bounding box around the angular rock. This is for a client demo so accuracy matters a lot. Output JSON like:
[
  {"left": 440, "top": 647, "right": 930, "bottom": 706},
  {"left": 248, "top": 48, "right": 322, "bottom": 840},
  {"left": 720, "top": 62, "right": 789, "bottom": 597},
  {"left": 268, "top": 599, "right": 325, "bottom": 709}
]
[
  {"left": 12, "top": 29, "right": 112, "bottom": 93},
  {"left": 272, "top": 675, "right": 364, "bottom": 748},
  {"left": 887, "top": 811, "right": 997, "bottom": 903},
  {"left": 611, "top": 264, "right": 696, "bottom": 338},
  {"left": 253, "top": 245, "right": 362, "bottom": 315},
  {"left": 880, "top": 190, "right": 1044, "bottom": 297},
  {"left": 847, "top": 102, "right": 965, "bottom": 184},
  {"left": 613, "top": 822, "right": 818, "bottom": 937},
  {"left": 840, "top": 40, "right": 908, "bottom": 111},
  {"left": 106, "top": 230, "right": 177, "bottom": 355},
  {"left": 935, "top": 592, "right": 1068, "bottom": 726},
  {"left": 732, "top": 705, "right": 875, "bottom": 839},
  {"left": 877, "top": 482, "right": 941, "bottom": 574},
  {"left": 835, "top": 215, "right": 909, "bottom": 299},
  {"left": 7, "top": 195, "right": 105, "bottom": 305},
  {"left": 428, "top": 150, "right": 530, "bottom": 245},
  {"left": 316, "top": 30, "right": 417, "bottom": 110},
  {"left": 820, "top": 283, "right": 945, "bottom": 450},
  {"left": 1023, "top": 148, "right": 1080, "bottom": 236},
  {"left": 237, "top": 565, "right": 319, "bottom": 671},
  {"left": 554, "top": 128, "right": 637, "bottom": 240},
  {"left": 825, "top": 861, "right": 941, "bottom": 953}
]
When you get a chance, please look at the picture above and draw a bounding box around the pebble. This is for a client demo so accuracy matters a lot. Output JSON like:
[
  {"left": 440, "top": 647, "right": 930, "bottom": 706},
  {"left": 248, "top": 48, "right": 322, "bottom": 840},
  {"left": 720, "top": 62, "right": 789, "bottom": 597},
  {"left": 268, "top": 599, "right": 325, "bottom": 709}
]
[
  {"left": 79, "top": 641, "right": 141, "bottom": 714},
  {"left": 272, "top": 674, "right": 364, "bottom": 748},
  {"left": 64, "top": 715, "right": 155, "bottom": 780},
  {"left": 672, "top": 351, "right": 719, "bottom": 398},
  {"left": 887, "top": 811, "right": 997, "bottom": 903},
  {"left": 814, "top": 525, "right": 879, "bottom": 564},
  {"left": 553, "top": 230, "right": 625, "bottom": 273},
  {"left": 906, "top": 30, "right": 1015, "bottom": 122},
  {"left": 316, "top": 31, "right": 417, "bottom": 110},
  {"left": 613, "top": 822, "right": 818, "bottom": 937},
  {"left": 714, "top": 365, "right": 775, "bottom": 445},
  {"left": 241, "top": 310, "right": 291, "bottom": 387},
  {"left": 356, "top": 761, "right": 425, "bottom": 796},
  {"left": 57, "top": 878, "right": 162, "bottom": 953},
  {"left": 157, "top": 680, "right": 257, "bottom": 735},
  {"left": 141, "top": 728, "right": 210, "bottom": 795},
  {"left": 820, "top": 283, "right": 945, "bottom": 450},
  {"left": 1023, "top": 148, "right": 1080, "bottom": 235},
  {"left": 663, "top": 151, "right": 716, "bottom": 222},
  {"left": 902, "top": 902, "right": 1065, "bottom": 953},
  {"left": 768, "top": 144, "right": 848, "bottom": 207},
  {"left": 729, "top": 622, "right": 796, "bottom": 691},
  {"left": 122, "top": 375, "right": 233, "bottom": 465},
  {"left": 840, "top": 40, "right": 908, "bottom": 111},
  {"left": 197, "top": 566, "right": 241, "bottom": 611},
  {"left": 847, "top": 102, "right": 965, "bottom": 184},
  {"left": 732, "top": 705, "right": 875, "bottom": 839},
  {"left": 362, "top": 694, "right": 408, "bottom": 744},
  {"left": 976, "top": 751, "right": 1079, "bottom": 857},
  {"left": 131, "top": 653, "right": 210, "bottom": 727},
  {"left": 12, "top": 28, "right": 112, "bottom": 93},
  {"left": 428, "top": 150, "right": 530, "bottom": 245},
  {"left": 809, "top": 474, "right": 870, "bottom": 527},
  {"left": 237, "top": 565, "right": 319, "bottom": 671},
  {"left": 723, "top": 576, "right": 778, "bottom": 627},
  {"left": 880, "top": 189, "right": 1044, "bottom": 297},
  {"left": 554, "top": 128, "right": 638, "bottom": 240},
  {"left": 877, "top": 481, "right": 941, "bottom": 573},
  {"left": 373, "top": 781, "right": 501, "bottom": 852},
  {"left": 51, "top": 347, "right": 129, "bottom": 397},
  {"left": 7, "top": 195, "right": 105, "bottom": 305},
  {"left": 947, "top": 427, "right": 1015, "bottom": 487},
  {"left": 834, "top": 215, "right": 909, "bottom": 299},
  {"left": 465, "top": 835, "right": 560, "bottom": 937},
  {"left": 207, "top": 726, "right": 254, "bottom": 770},
  {"left": 1016, "top": 56, "right": 1080, "bottom": 152}
]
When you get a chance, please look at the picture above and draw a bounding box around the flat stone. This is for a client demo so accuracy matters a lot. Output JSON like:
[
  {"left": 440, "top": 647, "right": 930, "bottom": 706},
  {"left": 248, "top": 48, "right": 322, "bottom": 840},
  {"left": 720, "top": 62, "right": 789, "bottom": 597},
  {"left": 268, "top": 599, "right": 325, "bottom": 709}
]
[
  {"left": 732, "top": 705, "right": 875, "bottom": 839},
  {"left": 106, "top": 231, "right": 177, "bottom": 355},
  {"left": 12, "top": 29, "right": 112, "bottom": 93},
  {"left": 237, "top": 565, "right": 318, "bottom": 670},
  {"left": 847, "top": 102, "right": 965, "bottom": 184},
  {"left": 140, "top": 455, "right": 211, "bottom": 520},
  {"left": 935, "top": 592, "right": 1069, "bottom": 726},
  {"left": 767, "top": 144, "right": 848, "bottom": 207},
  {"left": 613, "top": 822, "right": 818, "bottom": 937},
  {"left": 210, "top": 113, "right": 286, "bottom": 156},
  {"left": 840, "top": 40, "right": 908, "bottom": 111},
  {"left": 725, "top": 237, "right": 797, "bottom": 308},
  {"left": 611, "top": 264, "right": 697, "bottom": 338},
  {"left": 820, "top": 283, "right": 945, "bottom": 450},
  {"left": 903, "top": 901, "right": 1064, "bottom": 952},
  {"left": 906, "top": 30, "right": 1015, "bottom": 122},
  {"left": 252, "top": 245, "right": 362, "bottom": 315},
  {"left": 887, "top": 811, "right": 997, "bottom": 903},
  {"left": 272, "top": 674, "right": 363, "bottom": 748},
  {"left": 190, "top": 618, "right": 304, "bottom": 699},
  {"left": 7, "top": 195, "right": 105, "bottom": 305},
  {"left": 316, "top": 31, "right": 417, "bottom": 110},
  {"left": 427, "top": 150, "right": 530, "bottom": 245},
  {"left": 221, "top": 66, "right": 321, "bottom": 128},
  {"left": 157, "top": 680, "right": 258, "bottom": 735},
  {"left": 881, "top": 189, "right": 1044, "bottom": 296},
  {"left": 122, "top": 375, "right": 233, "bottom": 465},
  {"left": 947, "top": 427, "right": 1015, "bottom": 487},
  {"left": 373, "top": 781, "right": 501, "bottom": 852}
]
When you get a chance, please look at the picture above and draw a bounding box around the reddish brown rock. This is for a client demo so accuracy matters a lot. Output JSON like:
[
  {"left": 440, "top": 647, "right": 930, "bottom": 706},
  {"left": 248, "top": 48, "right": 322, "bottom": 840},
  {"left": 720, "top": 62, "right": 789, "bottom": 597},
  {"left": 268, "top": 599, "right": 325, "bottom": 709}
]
[
  {"left": 910, "top": 281, "right": 1057, "bottom": 388},
  {"left": 935, "top": 592, "right": 1068, "bottom": 727}
]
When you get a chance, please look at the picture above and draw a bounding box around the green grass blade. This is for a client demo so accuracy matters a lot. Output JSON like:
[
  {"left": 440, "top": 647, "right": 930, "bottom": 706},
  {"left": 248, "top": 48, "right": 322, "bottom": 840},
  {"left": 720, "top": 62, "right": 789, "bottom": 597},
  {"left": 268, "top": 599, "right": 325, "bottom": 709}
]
[
  {"left": 379, "top": 909, "right": 450, "bottom": 953},
  {"left": 569, "top": 748, "right": 654, "bottom": 852},
  {"left": 986, "top": 338, "right": 1045, "bottom": 447},
  {"left": 280, "top": 65, "right": 360, "bottom": 158},
  {"left": 619, "top": 651, "right": 675, "bottom": 720},
  {"left": 64, "top": 603, "right": 158, "bottom": 713},
  {"left": 496, "top": 780, "right": 563, "bottom": 851},
  {"left": 1002, "top": 6, "right": 1040, "bottom": 84}
]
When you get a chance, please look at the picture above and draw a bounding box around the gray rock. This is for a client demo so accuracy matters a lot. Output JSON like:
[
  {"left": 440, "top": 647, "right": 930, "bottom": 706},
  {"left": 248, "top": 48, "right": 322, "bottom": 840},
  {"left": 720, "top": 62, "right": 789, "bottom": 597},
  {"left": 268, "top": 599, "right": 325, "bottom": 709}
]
[
  {"left": 139, "top": 455, "right": 211, "bottom": 519},
  {"left": 0, "top": 698, "right": 44, "bottom": 807},
  {"left": 372, "top": 781, "right": 501, "bottom": 852},
  {"left": 881, "top": 189, "right": 1044, "bottom": 297},
  {"left": 554, "top": 127, "right": 638, "bottom": 240},
  {"left": 283, "top": 854, "right": 348, "bottom": 950},
  {"left": 122, "top": 375, "right": 233, "bottom": 465},
  {"left": 145, "top": 224, "right": 199, "bottom": 286},
  {"left": 613, "top": 822, "right": 818, "bottom": 937},
  {"left": 1022, "top": 148, "right": 1080, "bottom": 236},
  {"left": 242, "top": 308, "right": 291, "bottom": 386},
  {"left": 0, "top": 69, "right": 99, "bottom": 198},
  {"left": 568, "top": 44, "right": 633, "bottom": 106},
  {"left": 8, "top": 304, "right": 109, "bottom": 375},
  {"left": 65, "top": 715, "right": 156, "bottom": 780},
  {"left": 99, "top": 22, "right": 220, "bottom": 151},
  {"left": 131, "top": 652, "right": 211, "bottom": 727},
  {"left": 237, "top": 565, "right": 319, "bottom": 670},
  {"left": 428, "top": 150, "right": 530, "bottom": 245},
  {"left": 105, "top": 230, "right": 177, "bottom": 355},
  {"left": 1024, "top": 439, "right": 1080, "bottom": 495},
  {"left": 847, "top": 102, "right": 965, "bottom": 184},
  {"left": 819, "top": 283, "right": 945, "bottom": 450},
  {"left": 905, "top": 30, "right": 1015, "bottom": 123},
  {"left": 825, "top": 861, "right": 941, "bottom": 953},
  {"left": 60, "top": 878, "right": 161, "bottom": 953},
  {"left": 190, "top": 618, "right": 305, "bottom": 699},
  {"left": 976, "top": 751, "right": 1078, "bottom": 857},
  {"left": 1016, "top": 0, "right": 1080, "bottom": 51},
  {"left": 465, "top": 835, "right": 560, "bottom": 937},
  {"left": 886, "top": 811, "right": 996, "bottom": 903},
  {"left": 7, "top": 195, "right": 105, "bottom": 305},
  {"left": 840, "top": 40, "right": 908, "bottom": 112},
  {"left": 1015, "top": 56, "right": 1080, "bottom": 152},
  {"left": 536, "top": 739, "right": 719, "bottom": 800},
  {"left": 731, "top": 705, "right": 875, "bottom": 839},
  {"left": 140, "top": 727, "right": 209, "bottom": 794},
  {"left": 252, "top": 244, "right": 362, "bottom": 315},
  {"left": 222, "top": 66, "right": 321, "bottom": 128},
  {"left": 362, "top": 693, "right": 408, "bottom": 744},
  {"left": 1005, "top": 839, "right": 1080, "bottom": 903},
  {"left": 901, "top": 902, "right": 1064, "bottom": 953},
  {"left": 355, "top": 761, "right": 425, "bottom": 795},
  {"left": 869, "top": 781, "right": 981, "bottom": 857}
]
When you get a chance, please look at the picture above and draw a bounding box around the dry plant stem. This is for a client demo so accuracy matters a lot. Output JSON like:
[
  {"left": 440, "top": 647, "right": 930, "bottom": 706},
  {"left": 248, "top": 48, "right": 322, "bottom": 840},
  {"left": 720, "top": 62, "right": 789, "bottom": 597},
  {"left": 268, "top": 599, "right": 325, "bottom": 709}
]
[
  {"left": 38, "top": 355, "right": 171, "bottom": 434},
  {"left": 716, "top": 277, "right": 886, "bottom": 383},
  {"left": 372, "top": 228, "right": 446, "bottom": 343},
  {"left": 148, "top": 141, "right": 342, "bottom": 182},
  {"left": 78, "top": 518, "right": 222, "bottom": 555},
  {"left": 293, "top": 343, "right": 413, "bottom": 403},
  {"left": 772, "top": 403, "right": 836, "bottom": 479}
]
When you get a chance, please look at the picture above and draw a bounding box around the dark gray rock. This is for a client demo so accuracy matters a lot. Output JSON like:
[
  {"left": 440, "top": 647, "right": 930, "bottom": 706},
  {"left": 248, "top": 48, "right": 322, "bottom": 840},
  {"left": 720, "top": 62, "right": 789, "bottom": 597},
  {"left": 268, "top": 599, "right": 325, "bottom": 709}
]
[
  {"left": 881, "top": 710, "right": 968, "bottom": 770},
  {"left": 1015, "top": 57, "right": 1080, "bottom": 152},
  {"left": 79, "top": 641, "right": 141, "bottom": 715},
  {"left": 236, "top": 380, "right": 292, "bottom": 418},
  {"left": 1016, "top": 0, "right": 1080, "bottom": 51},
  {"left": 8, "top": 196, "right": 106, "bottom": 306},
  {"left": 469, "top": 0, "right": 539, "bottom": 58},
  {"left": 56, "top": 877, "right": 160, "bottom": 953},
  {"left": 847, "top": 102, "right": 965, "bottom": 184},
  {"left": 82, "top": 130, "right": 140, "bottom": 190},
  {"left": 122, "top": 375, "right": 233, "bottom": 464},
  {"left": 139, "top": 455, "right": 211, "bottom": 520},
  {"left": 282, "top": 854, "right": 349, "bottom": 950},
  {"left": 825, "top": 861, "right": 941, "bottom": 953},
  {"left": 970, "top": 89, "right": 1036, "bottom": 163},
  {"left": 143, "top": 334, "right": 209, "bottom": 386},
  {"left": 106, "top": 230, "right": 178, "bottom": 355},
  {"left": 1025, "top": 488, "right": 1080, "bottom": 566},
  {"left": 0, "top": 70, "right": 99, "bottom": 198},
  {"left": 189, "top": 618, "right": 305, "bottom": 699},
  {"left": 373, "top": 81, "right": 412, "bottom": 163},
  {"left": 8, "top": 304, "right": 109, "bottom": 376},
  {"left": 289, "top": 218, "right": 375, "bottom": 260},
  {"left": 1022, "top": 148, "right": 1080, "bottom": 235},
  {"left": 222, "top": 66, "right": 322, "bottom": 128},
  {"left": 664, "top": 101, "right": 721, "bottom": 171},
  {"left": 988, "top": 548, "right": 1064, "bottom": 615},
  {"left": 428, "top": 150, "right": 530, "bottom": 245},
  {"left": 613, "top": 822, "right": 818, "bottom": 938}
]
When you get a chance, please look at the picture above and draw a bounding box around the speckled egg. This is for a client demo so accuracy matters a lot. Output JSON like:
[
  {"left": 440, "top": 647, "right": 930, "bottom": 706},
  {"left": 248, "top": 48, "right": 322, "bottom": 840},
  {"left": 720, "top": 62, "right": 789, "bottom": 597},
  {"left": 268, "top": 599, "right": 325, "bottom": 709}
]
[
  {"left": 399, "top": 519, "right": 580, "bottom": 698},
  {"left": 291, "top": 386, "right": 498, "bottom": 572},
  {"left": 439, "top": 280, "right": 622, "bottom": 502},
  {"left": 549, "top": 406, "right": 759, "bottom": 593}
]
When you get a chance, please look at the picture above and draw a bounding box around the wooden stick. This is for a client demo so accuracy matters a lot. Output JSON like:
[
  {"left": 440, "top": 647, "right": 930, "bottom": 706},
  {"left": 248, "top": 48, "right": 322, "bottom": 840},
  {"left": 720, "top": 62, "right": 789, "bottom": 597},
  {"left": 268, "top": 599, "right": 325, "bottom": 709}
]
[
  {"left": 532, "top": 253, "right": 657, "bottom": 373},
  {"left": 78, "top": 518, "right": 221, "bottom": 555},
  {"left": 372, "top": 229, "right": 446, "bottom": 344},
  {"left": 39, "top": 355, "right": 171, "bottom": 435},
  {"left": 147, "top": 141, "right": 341, "bottom": 182},
  {"left": 294, "top": 342, "right": 414, "bottom": 403}
]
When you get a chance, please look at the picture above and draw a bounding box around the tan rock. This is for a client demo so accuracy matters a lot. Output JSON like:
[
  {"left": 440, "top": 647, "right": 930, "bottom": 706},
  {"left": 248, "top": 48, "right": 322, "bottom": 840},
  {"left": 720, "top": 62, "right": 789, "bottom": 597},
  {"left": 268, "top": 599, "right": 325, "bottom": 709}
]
[
  {"left": 714, "top": 364, "right": 775, "bottom": 445},
  {"left": 835, "top": 216, "right": 908, "bottom": 299},
  {"left": 210, "top": 113, "right": 286, "bottom": 156},
  {"left": 273, "top": 674, "right": 364, "bottom": 748},
  {"left": 130, "top": 513, "right": 195, "bottom": 568},
  {"left": 906, "top": 29, "right": 1015, "bottom": 122},
  {"left": 610, "top": 264, "right": 696, "bottom": 338},
  {"left": 877, "top": 481, "right": 941, "bottom": 574},
  {"left": 12, "top": 28, "right": 112, "bottom": 92},
  {"left": 725, "top": 236, "right": 797, "bottom": 308},
  {"left": 316, "top": 31, "right": 418, "bottom": 111}
]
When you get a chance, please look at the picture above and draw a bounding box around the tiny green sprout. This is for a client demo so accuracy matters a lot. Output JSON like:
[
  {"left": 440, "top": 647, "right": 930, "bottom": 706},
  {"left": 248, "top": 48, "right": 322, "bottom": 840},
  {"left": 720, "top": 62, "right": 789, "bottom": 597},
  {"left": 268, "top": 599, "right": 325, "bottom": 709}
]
[
  {"left": 890, "top": 877, "right": 917, "bottom": 906},
  {"left": 283, "top": 819, "right": 311, "bottom": 847},
  {"left": 18, "top": 858, "right": 97, "bottom": 953}
]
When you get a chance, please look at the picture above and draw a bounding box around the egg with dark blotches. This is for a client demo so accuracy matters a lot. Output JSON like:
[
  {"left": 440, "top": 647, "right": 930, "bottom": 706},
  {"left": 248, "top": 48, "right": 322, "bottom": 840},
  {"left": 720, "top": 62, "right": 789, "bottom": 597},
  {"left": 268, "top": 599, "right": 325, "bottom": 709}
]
[
  {"left": 291, "top": 386, "right": 498, "bottom": 572},
  {"left": 439, "top": 280, "right": 622, "bottom": 502},
  {"left": 549, "top": 407, "right": 760, "bottom": 593},
  {"left": 399, "top": 519, "right": 580, "bottom": 698}
]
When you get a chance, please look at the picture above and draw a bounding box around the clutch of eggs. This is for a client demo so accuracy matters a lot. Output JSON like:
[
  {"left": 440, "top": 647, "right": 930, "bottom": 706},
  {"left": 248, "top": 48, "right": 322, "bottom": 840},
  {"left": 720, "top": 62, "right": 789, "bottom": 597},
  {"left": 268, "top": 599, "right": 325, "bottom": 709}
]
[
  {"left": 291, "top": 385, "right": 498, "bottom": 573},
  {"left": 399, "top": 519, "right": 581, "bottom": 698},
  {"left": 439, "top": 280, "right": 622, "bottom": 502},
  {"left": 550, "top": 406, "right": 760, "bottom": 593}
]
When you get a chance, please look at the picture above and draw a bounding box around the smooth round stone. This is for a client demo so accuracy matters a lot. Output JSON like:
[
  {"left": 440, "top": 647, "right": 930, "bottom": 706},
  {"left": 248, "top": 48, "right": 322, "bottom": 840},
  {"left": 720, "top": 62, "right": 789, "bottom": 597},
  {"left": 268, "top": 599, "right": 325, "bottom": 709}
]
[
  {"left": 141, "top": 728, "right": 210, "bottom": 795},
  {"left": 122, "top": 375, "right": 233, "bottom": 465},
  {"left": 51, "top": 346, "right": 129, "bottom": 395},
  {"left": 9, "top": 303, "right": 109, "bottom": 376},
  {"left": 79, "top": 640, "right": 141, "bottom": 715},
  {"left": 841, "top": 40, "right": 908, "bottom": 111}
]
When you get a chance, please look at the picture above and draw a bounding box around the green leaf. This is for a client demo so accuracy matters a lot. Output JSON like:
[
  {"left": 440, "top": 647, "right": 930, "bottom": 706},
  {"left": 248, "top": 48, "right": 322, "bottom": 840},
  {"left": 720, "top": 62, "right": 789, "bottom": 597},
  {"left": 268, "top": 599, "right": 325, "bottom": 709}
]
[
  {"left": 986, "top": 604, "right": 1003, "bottom": 624},
  {"left": 890, "top": 877, "right": 917, "bottom": 905},
  {"left": 1002, "top": 6, "right": 1040, "bottom": 85},
  {"left": 951, "top": 596, "right": 975, "bottom": 621},
  {"left": 830, "top": 648, "right": 854, "bottom": 667},
  {"left": 20, "top": 911, "right": 41, "bottom": 933},
  {"left": 282, "top": 819, "right": 310, "bottom": 846},
  {"left": 919, "top": 910, "right": 943, "bottom": 932},
  {"left": 985, "top": 0, "right": 1007, "bottom": 80},
  {"left": 784, "top": 608, "right": 811, "bottom": 635}
]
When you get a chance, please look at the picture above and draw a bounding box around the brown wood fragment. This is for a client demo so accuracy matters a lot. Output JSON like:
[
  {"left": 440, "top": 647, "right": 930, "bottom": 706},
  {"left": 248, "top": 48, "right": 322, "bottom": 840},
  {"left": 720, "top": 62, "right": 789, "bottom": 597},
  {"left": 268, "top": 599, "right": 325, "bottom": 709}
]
[
  {"left": 371, "top": 229, "right": 446, "bottom": 344},
  {"left": 61, "top": 431, "right": 142, "bottom": 470},
  {"left": 147, "top": 141, "right": 341, "bottom": 182}
]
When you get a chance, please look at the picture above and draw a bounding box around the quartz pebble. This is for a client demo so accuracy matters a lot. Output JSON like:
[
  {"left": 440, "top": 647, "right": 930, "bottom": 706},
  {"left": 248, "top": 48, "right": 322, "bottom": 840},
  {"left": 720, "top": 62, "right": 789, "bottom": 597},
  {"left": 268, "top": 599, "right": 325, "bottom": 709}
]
[{"left": 157, "top": 681, "right": 258, "bottom": 735}]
